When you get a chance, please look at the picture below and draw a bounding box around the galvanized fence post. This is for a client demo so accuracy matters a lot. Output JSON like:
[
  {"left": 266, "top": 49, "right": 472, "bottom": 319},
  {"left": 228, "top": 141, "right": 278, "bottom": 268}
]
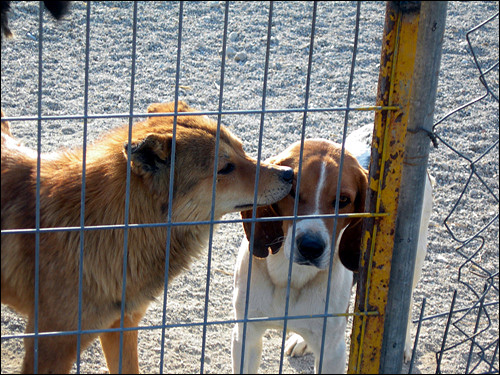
[{"left": 348, "top": 2, "right": 447, "bottom": 373}]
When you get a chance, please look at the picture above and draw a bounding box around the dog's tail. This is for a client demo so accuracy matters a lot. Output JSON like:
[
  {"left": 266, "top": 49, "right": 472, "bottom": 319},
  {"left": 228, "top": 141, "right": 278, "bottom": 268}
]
[{"left": 1, "top": 1, "right": 70, "bottom": 39}]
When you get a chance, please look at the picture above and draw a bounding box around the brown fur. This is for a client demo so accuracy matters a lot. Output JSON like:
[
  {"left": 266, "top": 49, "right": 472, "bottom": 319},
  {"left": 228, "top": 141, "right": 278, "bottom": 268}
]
[
  {"left": 1, "top": 101, "right": 293, "bottom": 374},
  {"left": 1, "top": 108, "right": 13, "bottom": 138}
]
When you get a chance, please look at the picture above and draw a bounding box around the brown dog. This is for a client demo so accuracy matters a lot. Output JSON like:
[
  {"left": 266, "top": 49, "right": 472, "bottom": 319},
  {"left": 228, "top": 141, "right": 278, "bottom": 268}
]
[{"left": 1, "top": 101, "right": 293, "bottom": 374}]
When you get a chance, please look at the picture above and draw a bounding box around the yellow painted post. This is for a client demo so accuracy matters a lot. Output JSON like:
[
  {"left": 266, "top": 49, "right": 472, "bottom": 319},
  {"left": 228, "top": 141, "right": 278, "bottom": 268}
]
[{"left": 347, "top": 2, "right": 421, "bottom": 374}]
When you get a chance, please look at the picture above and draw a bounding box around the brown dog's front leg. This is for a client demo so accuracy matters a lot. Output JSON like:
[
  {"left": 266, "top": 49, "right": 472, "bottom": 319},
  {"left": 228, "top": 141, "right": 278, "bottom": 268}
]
[
  {"left": 100, "top": 309, "right": 146, "bottom": 374},
  {"left": 22, "top": 334, "right": 78, "bottom": 374}
]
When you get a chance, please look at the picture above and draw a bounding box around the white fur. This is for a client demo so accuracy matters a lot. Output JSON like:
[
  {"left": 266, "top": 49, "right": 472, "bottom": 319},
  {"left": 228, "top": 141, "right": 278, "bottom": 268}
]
[
  {"left": 403, "top": 171, "right": 434, "bottom": 361},
  {"left": 232, "top": 236, "right": 352, "bottom": 374}
]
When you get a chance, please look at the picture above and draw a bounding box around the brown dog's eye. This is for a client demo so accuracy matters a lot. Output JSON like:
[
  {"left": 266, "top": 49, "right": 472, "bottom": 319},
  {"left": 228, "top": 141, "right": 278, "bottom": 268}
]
[
  {"left": 217, "top": 163, "right": 235, "bottom": 175},
  {"left": 335, "top": 195, "right": 351, "bottom": 209}
]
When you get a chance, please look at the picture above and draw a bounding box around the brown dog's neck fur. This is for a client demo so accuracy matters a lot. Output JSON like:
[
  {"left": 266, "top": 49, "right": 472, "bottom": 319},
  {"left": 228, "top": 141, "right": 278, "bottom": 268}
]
[{"left": 3, "top": 126, "right": 211, "bottom": 310}]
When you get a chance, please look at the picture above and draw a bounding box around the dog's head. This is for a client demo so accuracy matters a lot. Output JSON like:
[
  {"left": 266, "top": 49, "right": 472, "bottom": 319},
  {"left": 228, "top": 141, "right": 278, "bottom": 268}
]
[
  {"left": 241, "top": 139, "right": 367, "bottom": 272},
  {"left": 121, "top": 101, "right": 293, "bottom": 219}
]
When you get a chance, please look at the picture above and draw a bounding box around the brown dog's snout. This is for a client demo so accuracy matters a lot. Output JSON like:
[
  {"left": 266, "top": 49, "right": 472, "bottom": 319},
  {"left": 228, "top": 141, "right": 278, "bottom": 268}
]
[{"left": 251, "top": 164, "right": 293, "bottom": 207}]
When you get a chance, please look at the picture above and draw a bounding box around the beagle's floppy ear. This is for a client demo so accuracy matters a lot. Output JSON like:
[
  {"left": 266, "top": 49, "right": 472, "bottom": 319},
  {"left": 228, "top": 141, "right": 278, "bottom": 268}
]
[
  {"left": 241, "top": 205, "right": 283, "bottom": 258},
  {"left": 338, "top": 167, "right": 368, "bottom": 272},
  {"left": 123, "top": 133, "right": 172, "bottom": 177}
]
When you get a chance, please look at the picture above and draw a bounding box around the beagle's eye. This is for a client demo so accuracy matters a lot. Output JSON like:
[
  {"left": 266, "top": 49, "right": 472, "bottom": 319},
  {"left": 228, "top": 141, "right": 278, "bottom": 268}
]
[
  {"left": 335, "top": 195, "right": 351, "bottom": 209},
  {"left": 217, "top": 163, "right": 235, "bottom": 175}
]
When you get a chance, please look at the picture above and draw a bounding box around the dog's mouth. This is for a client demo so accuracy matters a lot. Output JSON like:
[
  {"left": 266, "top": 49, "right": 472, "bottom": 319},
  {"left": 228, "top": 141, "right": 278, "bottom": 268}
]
[
  {"left": 234, "top": 201, "right": 280, "bottom": 210},
  {"left": 293, "top": 256, "right": 325, "bottom": 269},
  {"left": 235, "top": 203, "right": 254, "bottom": 210},
  {"left": 235, "top": 200, "right": 279, "bottom": 210},
  {"left": 236, "top": 183, "right": 292, "bottom": 211}
]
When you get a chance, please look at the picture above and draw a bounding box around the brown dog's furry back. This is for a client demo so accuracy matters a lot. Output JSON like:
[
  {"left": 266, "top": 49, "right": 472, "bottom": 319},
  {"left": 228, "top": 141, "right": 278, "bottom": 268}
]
[{"left": 1, "top": 101, "right": 293, "bottom": 373}]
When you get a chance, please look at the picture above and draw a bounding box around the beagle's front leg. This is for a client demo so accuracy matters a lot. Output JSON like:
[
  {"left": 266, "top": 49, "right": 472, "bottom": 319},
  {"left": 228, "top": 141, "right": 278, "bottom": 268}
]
[
  {"left": 312, "top": 334, "right": 347, "bottom": 374},
  {"left": 231, "top": 322, "right": 266, "bottom": 374}
]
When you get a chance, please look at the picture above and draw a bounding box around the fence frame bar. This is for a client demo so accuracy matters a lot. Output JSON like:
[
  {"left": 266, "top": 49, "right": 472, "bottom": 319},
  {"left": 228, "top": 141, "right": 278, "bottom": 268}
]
[
  {"left": 348, "top": 2, "right": 448, "bottom": 373},
  {"left": 380, "top": 2, "right": 447, "bottom": 373},
  {"left": 348, "top": 2, "right": 422, "bottom": 373}
]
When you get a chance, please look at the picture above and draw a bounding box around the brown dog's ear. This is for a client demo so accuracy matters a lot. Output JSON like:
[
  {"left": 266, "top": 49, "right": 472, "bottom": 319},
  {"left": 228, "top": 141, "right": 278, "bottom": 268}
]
[
  {"left": 123, "top": 133, "right": 172, "bottom": 176},
  {"left": 147, "top": 101, "right": 193, "bottom": 115},
  {"left": 1, "top": 109, "right": 12, "bottom": 137},
  {"left": 241, "top": 205, "right": 284, "bottom": 258},
  {"left": 338, "top": 167, "right": 368, "bottom": 272}
]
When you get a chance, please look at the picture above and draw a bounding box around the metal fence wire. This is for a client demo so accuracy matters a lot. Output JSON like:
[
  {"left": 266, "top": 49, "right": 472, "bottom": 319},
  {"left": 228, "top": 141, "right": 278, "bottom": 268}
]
[
  {"left": 409, "top": 9, "right": 499, "bottom": 375},
  {"left": 0, "top": 1, "right": 498, "bottom": 374}
]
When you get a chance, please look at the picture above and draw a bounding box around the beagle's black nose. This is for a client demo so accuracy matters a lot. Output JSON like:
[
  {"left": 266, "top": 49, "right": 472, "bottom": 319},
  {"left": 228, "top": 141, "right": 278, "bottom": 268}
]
[{"left": 296, "top": 233, "right": 325, "bottom": 261}]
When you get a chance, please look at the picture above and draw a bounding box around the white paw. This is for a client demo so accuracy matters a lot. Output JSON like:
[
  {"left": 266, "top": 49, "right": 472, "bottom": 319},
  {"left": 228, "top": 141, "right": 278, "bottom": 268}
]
[{"left": 285, "top": 334, "right": 312, "bottom": 357}]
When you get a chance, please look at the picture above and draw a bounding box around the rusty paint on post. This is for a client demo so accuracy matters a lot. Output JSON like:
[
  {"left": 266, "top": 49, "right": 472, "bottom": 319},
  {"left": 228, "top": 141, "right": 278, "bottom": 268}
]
[{"left": 348, "top": 2, "right": 421, "bottom": 374}]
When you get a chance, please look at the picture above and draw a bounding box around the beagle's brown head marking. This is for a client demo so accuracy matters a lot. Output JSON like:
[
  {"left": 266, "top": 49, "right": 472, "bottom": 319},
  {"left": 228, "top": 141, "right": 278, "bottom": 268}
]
[{"left": 241, "top": 139, "right": 368, "bottom": 272}]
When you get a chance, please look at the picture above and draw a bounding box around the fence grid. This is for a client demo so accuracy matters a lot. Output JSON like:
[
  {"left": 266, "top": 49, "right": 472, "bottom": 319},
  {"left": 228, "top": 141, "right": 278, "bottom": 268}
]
[{"left": 1, "top": 2, "right": 498, "bottom": 374}]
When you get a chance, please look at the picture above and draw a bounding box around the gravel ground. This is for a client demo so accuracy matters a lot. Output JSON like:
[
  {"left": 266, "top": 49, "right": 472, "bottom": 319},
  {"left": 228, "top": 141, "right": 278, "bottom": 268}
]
[{"left": 1, "top": 1, "right": 498, "bottom": 374}]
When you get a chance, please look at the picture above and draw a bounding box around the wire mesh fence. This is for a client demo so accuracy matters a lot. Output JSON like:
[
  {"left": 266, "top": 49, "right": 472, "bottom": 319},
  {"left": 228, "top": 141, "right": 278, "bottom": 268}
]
[
  {"left": 1, "top": 1, "right": 498, "bottom": 374},
  {"left": 408, "top": 8, "right": 499, "bottom": 375}
]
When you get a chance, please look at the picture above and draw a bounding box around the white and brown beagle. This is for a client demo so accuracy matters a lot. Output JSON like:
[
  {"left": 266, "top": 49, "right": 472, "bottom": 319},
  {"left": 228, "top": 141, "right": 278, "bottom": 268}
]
[
  {"left": 231, "top": 138, "right": 367, "bottom": 374},
  {"left": 231, "top": 129, "right": 433, "bottom": 373}
]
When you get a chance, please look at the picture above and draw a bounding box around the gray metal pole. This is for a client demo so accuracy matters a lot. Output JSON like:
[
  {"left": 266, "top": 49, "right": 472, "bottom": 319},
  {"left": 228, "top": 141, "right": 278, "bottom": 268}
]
[{"left": 380, "top": 2, "right": 447, "bottom": 373}]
